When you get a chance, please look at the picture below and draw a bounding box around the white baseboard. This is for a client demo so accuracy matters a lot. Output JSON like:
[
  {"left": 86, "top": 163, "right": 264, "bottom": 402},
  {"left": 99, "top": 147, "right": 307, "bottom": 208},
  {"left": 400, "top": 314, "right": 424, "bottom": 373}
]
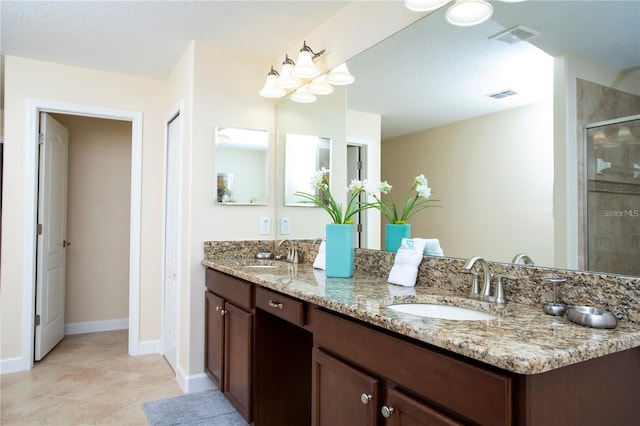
[
  {"left": 64, "top": 318, "right": 129, "bottom": 335},
  {"left": 0, "top": 356, "right": 28, "bottom": 375},
  {"left": 177, "top": 364, "right": 215, "bottom": 394},
  {"left": 137, "top": 339, "right": 161, "bottom": 355}
]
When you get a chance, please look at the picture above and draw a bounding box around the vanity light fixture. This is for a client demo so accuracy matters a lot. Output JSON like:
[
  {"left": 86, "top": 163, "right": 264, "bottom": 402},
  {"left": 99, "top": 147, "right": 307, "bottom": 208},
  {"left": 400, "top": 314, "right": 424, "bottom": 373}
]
[
  {"left": 405, "top": 0, "right": 526, "bottom": 27},
  {"left": 445, "top": 0, "right": 493, "bottom": 27},
  {"left": 307, "top": 74, "right": 335, "bottom": 95},
  {"left": 275, "top": 54, "right": 303, "bottom": 89},
  {"left": 259, "top": 43, "right": 355, "bottom": 102},
  {"left": 259, "top": 66, "right": 286, "bottom": 98},
  {"left": 291, "top": 41, "right": 326, "bottom": 79},
  {"left": 325, "top": 63, "right": 356, "bottom": 85},
  {"left": 290, "top": 84, "right": 317, "bottom": 103}
]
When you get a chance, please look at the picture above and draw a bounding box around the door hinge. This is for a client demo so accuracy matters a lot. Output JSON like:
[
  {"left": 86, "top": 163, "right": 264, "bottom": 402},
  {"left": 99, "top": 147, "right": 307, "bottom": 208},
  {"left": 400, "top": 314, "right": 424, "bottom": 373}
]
[
  {"left": 35, "top": 314, "right": 41, "bottom": 326},
  {"left": 357, "top": 160, "right": 362, "bottom": 170},
  {"left": 39, "top": 133, "right": 45, "bottom": 145},
  {"left": 37, "top": 224, "right": 43, "bottom": 235},
  {"left": 357, "top": 223, "right": 363, "bottom": 232}
]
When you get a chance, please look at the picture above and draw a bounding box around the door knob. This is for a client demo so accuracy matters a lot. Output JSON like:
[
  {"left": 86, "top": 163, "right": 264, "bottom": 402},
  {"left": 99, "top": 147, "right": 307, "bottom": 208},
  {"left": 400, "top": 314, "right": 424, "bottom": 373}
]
[{"left": 63, "top": 240, "right": 71, "bottom": 248}]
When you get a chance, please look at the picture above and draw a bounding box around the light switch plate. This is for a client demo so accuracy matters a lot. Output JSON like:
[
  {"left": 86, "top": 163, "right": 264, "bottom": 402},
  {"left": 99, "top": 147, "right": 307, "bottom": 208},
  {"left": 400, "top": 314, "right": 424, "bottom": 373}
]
[
  {"left": 259, "top": 217, "right": 271, "bottom": 235},
  {"left": 280, "top": 217, "right": 291, "bottom": 235}
]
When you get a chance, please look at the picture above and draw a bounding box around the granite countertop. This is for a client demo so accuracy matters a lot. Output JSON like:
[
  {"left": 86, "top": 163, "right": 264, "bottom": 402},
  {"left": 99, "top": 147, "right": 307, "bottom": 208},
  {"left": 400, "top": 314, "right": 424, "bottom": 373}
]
[{"left": 202, "top": 258, "right": 640, "bottom": 375}]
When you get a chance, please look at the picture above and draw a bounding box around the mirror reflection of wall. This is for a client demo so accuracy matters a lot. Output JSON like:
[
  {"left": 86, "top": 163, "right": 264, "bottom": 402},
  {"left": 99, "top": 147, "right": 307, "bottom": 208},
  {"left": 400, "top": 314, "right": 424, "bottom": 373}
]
[
  {"left": 284, "top": 134, "right": 331, "bottom": 206},
  {"left": 277, "top": 87, "right": 347, "bottom": 240},
  {"left": 215, "top": 127, "right": 268, "bottom": 205}
]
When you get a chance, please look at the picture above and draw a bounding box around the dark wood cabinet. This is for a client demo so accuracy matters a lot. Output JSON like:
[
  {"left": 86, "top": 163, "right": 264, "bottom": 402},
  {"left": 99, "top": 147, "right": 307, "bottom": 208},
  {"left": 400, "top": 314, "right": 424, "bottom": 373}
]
[
  {"left": 312, "top": 348, "right": 380, "bottom": 426},
  {"left": 205, "top": 269, "right": 254, "bottom": 423},
  {"left": 312, "top": 348, "right": 463, "bottom": 426}
]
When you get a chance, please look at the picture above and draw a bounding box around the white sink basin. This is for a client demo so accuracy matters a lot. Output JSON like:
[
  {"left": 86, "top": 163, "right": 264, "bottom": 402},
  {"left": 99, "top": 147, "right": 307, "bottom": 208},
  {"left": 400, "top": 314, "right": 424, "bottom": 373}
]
[{"left": 387, "top": 303, "right": 497, "bottom": 321}]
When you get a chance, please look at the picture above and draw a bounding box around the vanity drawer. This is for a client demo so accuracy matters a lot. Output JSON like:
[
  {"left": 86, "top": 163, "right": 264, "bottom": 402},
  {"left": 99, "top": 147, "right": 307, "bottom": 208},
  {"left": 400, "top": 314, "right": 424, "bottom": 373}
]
[
  {"left": 255, "top": 287, "right": 305, "bottom": 326},
  {"left": 205, "top": 269, "right": 253, "bottom": 311}
]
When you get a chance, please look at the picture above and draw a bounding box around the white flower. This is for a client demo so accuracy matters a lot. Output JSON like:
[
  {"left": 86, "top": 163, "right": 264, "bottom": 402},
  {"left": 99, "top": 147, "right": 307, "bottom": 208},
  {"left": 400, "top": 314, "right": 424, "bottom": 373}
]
[
  {"left": 415, "top": 174, "right": 428, "bottom": 187},
  {"left": 347, "top": 179, "right": 366, "bottom": 194},
  {"left": 417, "top": 184, "right": 431, "bottom": 199},
  {"left": 378, "top": 181, "right": 392, "bottom": 194}
]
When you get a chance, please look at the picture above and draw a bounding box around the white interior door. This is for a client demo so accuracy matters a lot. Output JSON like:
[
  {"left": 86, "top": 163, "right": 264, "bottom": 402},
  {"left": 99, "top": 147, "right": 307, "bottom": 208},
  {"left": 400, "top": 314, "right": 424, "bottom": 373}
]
[
  {"left": 163, "top": 113, "right": 181, "bottom": 371},
  {"left": 35, "top": 113, "right": 69, "bottom": 361}
]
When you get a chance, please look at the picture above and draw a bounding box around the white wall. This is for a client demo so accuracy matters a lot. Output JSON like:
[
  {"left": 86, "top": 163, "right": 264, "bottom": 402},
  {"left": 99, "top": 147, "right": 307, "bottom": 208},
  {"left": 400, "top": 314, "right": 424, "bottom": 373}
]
[{"left": 1, "top": 56, "right": 165, "bottom": 368}]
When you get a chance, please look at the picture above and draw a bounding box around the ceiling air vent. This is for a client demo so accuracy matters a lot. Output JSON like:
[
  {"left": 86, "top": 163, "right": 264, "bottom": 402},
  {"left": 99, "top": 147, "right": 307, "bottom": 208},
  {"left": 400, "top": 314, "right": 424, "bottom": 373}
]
[
  {"left": 489, "top": 25, "right": 540, "bottom": 45},
  {"left": 487, "top": 89, "right": 518, "bottom": 99}
]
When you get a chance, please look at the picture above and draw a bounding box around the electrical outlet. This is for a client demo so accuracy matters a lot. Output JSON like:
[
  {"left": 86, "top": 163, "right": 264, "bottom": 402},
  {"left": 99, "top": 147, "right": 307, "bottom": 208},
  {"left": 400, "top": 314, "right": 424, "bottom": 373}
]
[
  {"left": 280, "top": 217, "right": 291, "bottom": 235},
  {"left": 259, "top": 217, "right": 271, "bottom": 235}
]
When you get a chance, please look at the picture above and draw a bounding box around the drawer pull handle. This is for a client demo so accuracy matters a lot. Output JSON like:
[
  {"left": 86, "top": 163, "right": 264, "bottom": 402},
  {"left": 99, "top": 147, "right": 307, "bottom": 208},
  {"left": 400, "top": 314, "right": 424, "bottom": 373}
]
[
  {"left": 268, "top": 300, "right": 284, "bottom": 309},
  {"left": 381, "top": 406, "right": 395, "bottom": 418},
  {"left": 360, "top": 393, "right": 373, "bottom": 405}
]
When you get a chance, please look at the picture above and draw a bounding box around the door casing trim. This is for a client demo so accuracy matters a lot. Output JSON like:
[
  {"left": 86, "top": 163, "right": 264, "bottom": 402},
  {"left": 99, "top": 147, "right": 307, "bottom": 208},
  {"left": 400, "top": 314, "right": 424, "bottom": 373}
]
[{"left": 23, "top": 99, "right": 143, "bottom": 370}]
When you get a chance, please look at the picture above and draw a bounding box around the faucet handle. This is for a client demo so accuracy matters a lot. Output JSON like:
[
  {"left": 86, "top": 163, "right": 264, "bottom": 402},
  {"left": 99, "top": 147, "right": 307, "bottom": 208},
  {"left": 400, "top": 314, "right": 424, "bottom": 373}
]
[
  {"left": 493, "top": 274, "right": 517, "bottom": 305},
  {"left": 460, "top": 269, "right": 480, "bottom": 298}
]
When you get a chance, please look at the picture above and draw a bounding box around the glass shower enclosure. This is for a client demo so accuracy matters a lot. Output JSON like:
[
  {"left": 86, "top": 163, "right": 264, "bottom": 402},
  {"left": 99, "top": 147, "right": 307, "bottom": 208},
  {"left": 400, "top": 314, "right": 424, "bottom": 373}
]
[{"left": 585, "top": 115, "right": 640, "bottom": 276}]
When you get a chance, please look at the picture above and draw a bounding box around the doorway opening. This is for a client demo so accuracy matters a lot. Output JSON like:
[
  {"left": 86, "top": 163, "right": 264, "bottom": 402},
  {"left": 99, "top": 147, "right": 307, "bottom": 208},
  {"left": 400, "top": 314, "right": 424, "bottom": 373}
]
[
  {"left": 23, "top": 100, "right": 143, "bottom": 370},
  {"left": 34, "top": 113, "right": 132, "bottom": 361}
]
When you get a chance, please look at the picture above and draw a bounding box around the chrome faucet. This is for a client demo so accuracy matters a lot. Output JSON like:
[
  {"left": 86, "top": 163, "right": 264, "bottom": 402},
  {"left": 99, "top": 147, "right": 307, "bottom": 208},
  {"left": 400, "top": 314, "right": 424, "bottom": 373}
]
[
  {"left": 511, "top": 253, "right": 534, "bottom": 266},
  {"left": 461, "top": 256, "right": 492, "bottom": 301},
  {"left": 276, "top": 239, "right": 299, "bottom": 264}
]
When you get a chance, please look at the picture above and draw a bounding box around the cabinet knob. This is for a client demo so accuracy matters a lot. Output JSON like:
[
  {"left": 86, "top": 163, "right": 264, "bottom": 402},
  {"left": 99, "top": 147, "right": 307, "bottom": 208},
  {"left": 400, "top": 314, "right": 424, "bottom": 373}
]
[
  {"left": 360, "top": 393, "right": 373, "bottom": 405},
  {"left": 381, "top": 406, "right": 395, "bottom": 418}
]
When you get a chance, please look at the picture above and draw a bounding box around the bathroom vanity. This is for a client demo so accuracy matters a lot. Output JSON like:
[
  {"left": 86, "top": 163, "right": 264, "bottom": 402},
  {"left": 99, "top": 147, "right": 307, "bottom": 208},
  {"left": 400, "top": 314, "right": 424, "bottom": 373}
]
[{"left": 202, "top": 248, "right": 640, "bottom": 426}]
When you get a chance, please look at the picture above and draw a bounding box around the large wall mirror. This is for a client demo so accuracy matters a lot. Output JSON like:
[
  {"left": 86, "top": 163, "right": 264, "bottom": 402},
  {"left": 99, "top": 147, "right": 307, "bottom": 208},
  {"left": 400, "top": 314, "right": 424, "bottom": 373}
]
[
  {"left": 276, "top": 1, "right": 639, "bottom": 277},
  {"left": 215, "top": 127, "right": 269, "bottom": 205}
]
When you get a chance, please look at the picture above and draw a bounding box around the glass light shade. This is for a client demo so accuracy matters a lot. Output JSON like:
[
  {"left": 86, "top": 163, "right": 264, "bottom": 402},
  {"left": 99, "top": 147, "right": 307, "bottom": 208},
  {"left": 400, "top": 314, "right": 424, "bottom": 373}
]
[
  {"left": 404, "top": 0, "right": 451, "bottom": 12},
  {"left": 259, "top": 74, "right": 286, "bottom": 98},
  {"left": 290, "top": 84, "right": 317, "bottom": 103},
  {"left": 617, "top": 126, "right": 634, "bottom": 142},
  {"left": 326, "top": 63, "right": 355, "bottom": 85},
  {"left": 445, "top": 0, "right": 493, "bottom": 27},
  {"left": 291, "top": 50, "right": 321, "bottom": 79},
  {"left": 276, "top": 62, "right": 303, "bottom": 89},
  {"left": 307, "top": 75, "right": 334, "bottom": 95}
]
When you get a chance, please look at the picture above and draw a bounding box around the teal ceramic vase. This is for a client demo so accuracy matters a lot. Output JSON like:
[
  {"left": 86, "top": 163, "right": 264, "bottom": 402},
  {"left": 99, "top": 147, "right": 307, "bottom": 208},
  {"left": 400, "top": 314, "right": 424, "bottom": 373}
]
[
  {"left": 385, "top": 223, "right": 411, "bottom": 252},
  {"left": 325, "top": 224, "right": 355, "bottom": 278}
]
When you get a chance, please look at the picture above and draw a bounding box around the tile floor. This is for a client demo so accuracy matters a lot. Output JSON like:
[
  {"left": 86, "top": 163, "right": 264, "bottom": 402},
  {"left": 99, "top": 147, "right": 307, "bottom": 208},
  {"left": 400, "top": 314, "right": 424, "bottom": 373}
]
[{"left": 0, "top": 330, "right": 183, "bottom": 425}]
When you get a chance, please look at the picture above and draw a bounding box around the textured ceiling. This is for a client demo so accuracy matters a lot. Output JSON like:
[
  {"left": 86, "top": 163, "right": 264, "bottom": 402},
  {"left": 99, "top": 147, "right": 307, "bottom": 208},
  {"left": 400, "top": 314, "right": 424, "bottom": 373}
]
[{"left": 0, "top": 0, "right": 349, "bottom": 79}]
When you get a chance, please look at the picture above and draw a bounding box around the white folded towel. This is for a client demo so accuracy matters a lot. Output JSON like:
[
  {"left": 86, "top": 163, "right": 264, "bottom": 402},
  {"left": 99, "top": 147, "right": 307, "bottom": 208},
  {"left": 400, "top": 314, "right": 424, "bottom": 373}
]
[
  {"left": 388, "top": 238, "right": 427, "bottom": 287},
  {"left": 421, "top": 238, "right": 444, "bottom": 256},
  {"left": 313, "top": 240, "right": 326, "bottom": 270}
]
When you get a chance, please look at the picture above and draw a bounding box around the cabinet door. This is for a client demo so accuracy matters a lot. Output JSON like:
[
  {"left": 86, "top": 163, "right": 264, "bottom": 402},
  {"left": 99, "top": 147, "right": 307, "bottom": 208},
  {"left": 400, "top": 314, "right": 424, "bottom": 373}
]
[
  {"left": 382, "top": 388, "right": 463, "bottom": 426},
  {"left": 312, "top": 348, "right": 380, "bottom": 426},
  {"left": 224, "top": 302, "right": 253, "bottom": 422},
  {"left": 205, "top": 291, "right": 225, "bottom": 389}
]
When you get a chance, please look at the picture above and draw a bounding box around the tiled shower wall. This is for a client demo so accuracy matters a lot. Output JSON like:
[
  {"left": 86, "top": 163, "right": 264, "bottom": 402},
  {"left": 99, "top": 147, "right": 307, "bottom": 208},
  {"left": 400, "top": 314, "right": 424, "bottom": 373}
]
[{"left": 577, "top": 79, "right": 640, "bottom": 270}]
